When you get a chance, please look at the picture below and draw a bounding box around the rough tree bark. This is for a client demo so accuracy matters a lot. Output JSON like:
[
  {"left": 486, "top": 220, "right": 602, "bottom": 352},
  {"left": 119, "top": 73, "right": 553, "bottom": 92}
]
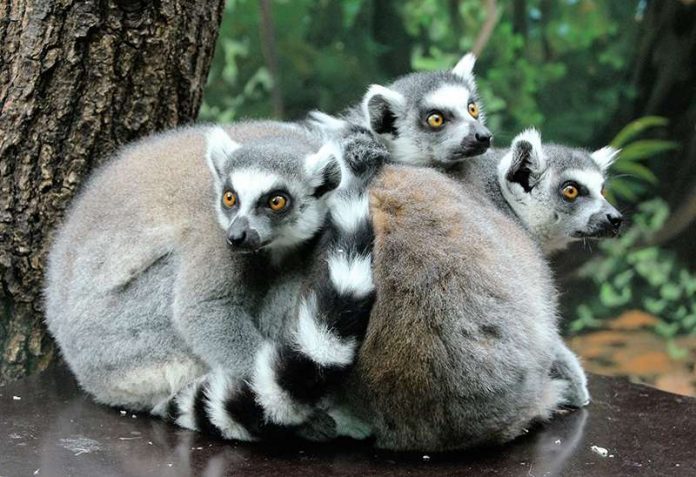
[{"left": 0, "top": 0, "right": 225, "bottom": 383}]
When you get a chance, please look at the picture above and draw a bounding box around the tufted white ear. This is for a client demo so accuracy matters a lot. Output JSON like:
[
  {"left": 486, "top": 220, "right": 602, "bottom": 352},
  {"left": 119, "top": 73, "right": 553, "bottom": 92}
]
[
  {"left": 307, "top": 111, "right": 349, "bottom": 132},
  {"left": 206, "top": 127, "right": 242, "bottom": 181},
  {"left": 361, "top": 84, "right": 406, "bottom": 136},
  {"left": 304, "top": 142, "right": 342, "bottom": 197},
  {"left": 591, "top": 146, "right": 621, "bottom": 172},
  {"left": 452, "top": 52, "right": 476, "bottom": 80},
  {"left": 503, "top": 128, "right": 547, "bottom": 192}
]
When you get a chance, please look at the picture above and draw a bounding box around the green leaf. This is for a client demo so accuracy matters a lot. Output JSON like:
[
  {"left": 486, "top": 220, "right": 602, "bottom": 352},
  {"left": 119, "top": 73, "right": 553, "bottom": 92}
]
[
  {"left": 618, "top": 140, "right": 679, "bottom": 162},
  {"left": 610, "top": 116, "right": 669, "bottom": 148},
  {"left": 611, "top": 161, "right": 659, "bottom": 184},
  {"left": 599, "top": 283, "right": 631, "bottom": 307},
  {"left": 660, "top": 283, "right": 682, "bottom": 301},
  {"left": 665, "top": 340, "right": 688, "bottom": 360},
  {"left": 644, "top": 297, "right": 667, "bottom": 315},
  {"left": 607, "top": 178, "right": 639, "bottom": 202}
]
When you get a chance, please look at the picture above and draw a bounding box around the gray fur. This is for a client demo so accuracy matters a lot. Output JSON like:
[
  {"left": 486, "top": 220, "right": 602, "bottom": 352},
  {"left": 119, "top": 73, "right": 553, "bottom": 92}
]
[
  {"left": 450, "top": 130, "right": 623, "bottom": 254},
  {"left": 336, "top": 165, "right": 578, "bottom": 451},
  {"left": 44, "top": 121, "right": 338, "bottom": 411}
]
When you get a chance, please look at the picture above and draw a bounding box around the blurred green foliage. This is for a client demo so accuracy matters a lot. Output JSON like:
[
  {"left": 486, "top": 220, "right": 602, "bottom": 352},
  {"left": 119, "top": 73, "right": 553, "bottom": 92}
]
[
  {"left": 201, "top": 0, "right": 640, "bottom": 146},
  {"left": 571, "top": 199, "right": 696, "bottom": 339},
  {"left": 605, "top": 116, "right": 679, "bottom": 203}
]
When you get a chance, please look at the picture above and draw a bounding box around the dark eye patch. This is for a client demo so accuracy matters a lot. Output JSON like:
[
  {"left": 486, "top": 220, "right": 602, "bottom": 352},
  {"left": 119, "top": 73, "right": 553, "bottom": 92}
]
[
  {"left": 418, "top": 107, "right": 455, "bottom": 131},
  {"left": 560, "top": 180, "right": 590, "bottom": 197},
  {"left": 257, "top": 189, "right": 293, "bottom": 216}
]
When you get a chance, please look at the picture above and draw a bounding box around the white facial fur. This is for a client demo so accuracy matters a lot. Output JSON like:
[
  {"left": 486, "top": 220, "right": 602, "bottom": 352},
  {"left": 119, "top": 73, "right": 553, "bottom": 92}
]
[{"left": 498, "top": 129, "right": 618, "bottom": 253}]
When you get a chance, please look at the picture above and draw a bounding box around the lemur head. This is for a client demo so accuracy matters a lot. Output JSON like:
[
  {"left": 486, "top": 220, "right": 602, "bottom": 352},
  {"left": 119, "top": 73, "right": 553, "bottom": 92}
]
[
  {"left": 206, "top": 127, "right": 341, "bottom": 253},
  {"left": 498, "top": 129, "right": 623, "bottom": 253},
  {"left": 360, "top": 52, "right": 491, "bottom": 166}
]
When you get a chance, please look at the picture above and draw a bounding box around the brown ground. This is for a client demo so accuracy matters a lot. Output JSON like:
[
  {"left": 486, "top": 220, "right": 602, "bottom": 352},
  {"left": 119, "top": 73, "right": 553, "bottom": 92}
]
[{"left": 568, "top": 310, "right": 696, "bottom": 397}]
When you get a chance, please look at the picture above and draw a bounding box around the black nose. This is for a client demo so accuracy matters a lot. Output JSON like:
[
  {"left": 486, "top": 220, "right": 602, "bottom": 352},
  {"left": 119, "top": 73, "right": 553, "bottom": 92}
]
[
  {"left": 475, "top": 131, "right": 492, "bottom": 146},
  {"left": 607, "top": 213, "right": 623, "bottom": 230},
  {"left": 227, "top": 230, "right": 247, "bottom": 247}
]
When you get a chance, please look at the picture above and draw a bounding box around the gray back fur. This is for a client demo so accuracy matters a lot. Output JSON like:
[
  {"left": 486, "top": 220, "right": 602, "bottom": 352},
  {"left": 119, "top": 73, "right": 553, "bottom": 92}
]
[{"left": 339, "top": 165, "right": 567, "bottom": 451}]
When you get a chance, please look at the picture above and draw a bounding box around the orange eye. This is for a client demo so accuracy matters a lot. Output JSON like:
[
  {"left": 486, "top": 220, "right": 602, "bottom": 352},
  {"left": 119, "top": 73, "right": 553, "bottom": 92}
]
[
  {"left": 426, "top": 112, "right": 445, "bottom": 129},
  {"left": 562, "top": 184, "right": 579, "bottom": 201},
  {"left": 268, "top": 194, "right": 288, "bottom": 212},
  {"left": 468, "top": 102, "right": 479, "bottom": 119},
  {"left": 222, "top": 190, "right": 237, "bottom": 208}
]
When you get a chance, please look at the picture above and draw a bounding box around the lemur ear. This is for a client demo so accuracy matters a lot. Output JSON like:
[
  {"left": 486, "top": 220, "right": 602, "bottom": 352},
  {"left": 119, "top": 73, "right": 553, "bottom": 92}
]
[
  {"left": 506, "top": 129, "right": 546, "bottom": 193},
  {"left": 452, "top": 52, "right": 476, "bottom": 80},
  {"left": 305, "top": 143, "right": 342, "bottom": 198},
  {"left": 591, "top": 146, "right": 620, "bottom": 173},
  {"left": 361, "top": 84, "right": 406, "bottom": 136},
  {"left": 206, "top": 127, "right": 242, "bottom": 181},
  {"left": 307, "top": 110, "right": 349, "bottom": 132}
]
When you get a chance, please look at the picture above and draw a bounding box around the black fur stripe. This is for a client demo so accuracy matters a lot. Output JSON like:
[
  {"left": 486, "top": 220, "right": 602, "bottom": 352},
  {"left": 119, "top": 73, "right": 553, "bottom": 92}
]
[
  {"left": 327, "top": 214, "right": 375, "bottom": 258},
  {"left": 224, "top": 380, "right": 291, "bottom": 440},
  {"left": 315, "top": 275, "right": 375, "bottom": 340},
  {"left": 274, "top": 346, "right": 344, "bottom": 405},
  {"left": 163, "top": 397, "right": 181, "bottom": 424},
  {"left": 192, "top": 384, "right": 223, "bottom": 440}
]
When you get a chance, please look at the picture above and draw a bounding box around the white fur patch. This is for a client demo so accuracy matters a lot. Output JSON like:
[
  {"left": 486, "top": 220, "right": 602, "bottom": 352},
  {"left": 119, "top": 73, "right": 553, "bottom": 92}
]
[
  {"left": 251, "top": 343, "right": 312, "bottom": 425},
  {"left": 512, "top": 128, "right": 544, "bottom": 158},
  {"left": 563, "top": 169, "right": 605, "bottom": 197},
  {"left": 206, "top": 127, "right": 241, "bottom": 181},
  {"left": 206, "top": 371, "right": 256, "bottom": 441},
  {"left": 305, "top": 142, "right": 342, "bottom": 184},
  {"left": 166, "top": 379, "right": 203, "bottom": 431},
  {"left": 452, "top": 52, "right": 476, "bottom": 80},
  {"left": 361, "top": 84, "right": 407, "bottom": 131},
  {"left": 295, "top": 295, "right": 357, "bottom": 367},
  {"left": 423, "top": 84, "right": 473, "bottom": 120},
  {"left": 390, "top": 136, "right": 429, "bottom": 166},
  {"left": 328, "top": 193, "right": 370, "bottom": 234},
  {"left": 591, "top": 146, "right": 620, "bottom": 172},
  {"left": 230, "top": 169, "right": 283, "bottom": 216},
  {"left": 328, "top": 252, "right": 374, "bottom": 298},
  {"left": 307, "top": 111, "right": 348, "bottom": 132}
]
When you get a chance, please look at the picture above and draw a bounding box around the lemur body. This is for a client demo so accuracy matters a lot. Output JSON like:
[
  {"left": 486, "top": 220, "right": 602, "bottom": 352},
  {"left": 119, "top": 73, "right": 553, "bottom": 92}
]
[
  {"left": 331, "top": 132, "right": 622, "bottom": 450},
  {"left": 45, "top": 121, "right": 383, "bottom": 441}
]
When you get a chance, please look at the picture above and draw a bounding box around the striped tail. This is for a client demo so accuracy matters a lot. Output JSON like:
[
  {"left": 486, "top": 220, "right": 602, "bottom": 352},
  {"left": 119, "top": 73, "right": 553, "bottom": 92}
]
[{"left": 154, "top": 189, "right": 376, "bottom": 441}]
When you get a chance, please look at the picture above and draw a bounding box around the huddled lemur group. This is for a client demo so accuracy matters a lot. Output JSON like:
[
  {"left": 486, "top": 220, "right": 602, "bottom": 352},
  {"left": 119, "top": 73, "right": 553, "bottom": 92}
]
[{"left": 45, "top": 53, "right": 623, "bottom": 451}]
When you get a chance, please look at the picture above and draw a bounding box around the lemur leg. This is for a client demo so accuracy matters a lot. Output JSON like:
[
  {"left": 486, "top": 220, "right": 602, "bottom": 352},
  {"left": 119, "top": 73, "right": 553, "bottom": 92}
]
[
  {"left": 550, "top": 339, "right": 590, "bottom": 408},
  {"left": 171, "top": 235, "right": 266, "bottom": 375}
]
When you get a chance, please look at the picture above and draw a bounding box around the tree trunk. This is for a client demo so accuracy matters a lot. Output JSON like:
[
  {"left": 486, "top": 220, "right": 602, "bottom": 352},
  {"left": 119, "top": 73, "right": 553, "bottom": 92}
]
[{"left": 0, "top": 0, "right": 225, "bottom": 383}]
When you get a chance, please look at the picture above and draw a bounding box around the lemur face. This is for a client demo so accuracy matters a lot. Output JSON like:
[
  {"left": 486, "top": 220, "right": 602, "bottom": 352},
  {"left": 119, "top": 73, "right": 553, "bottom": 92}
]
[
  {"left": 362, "top": 53, "right": 492, "bottom": 167},
  {"left": 205, "top": 128, "right": 341, "bottom": 253},
  {"left": 498, "top": 129, "right": 622, "bottom": 253}
]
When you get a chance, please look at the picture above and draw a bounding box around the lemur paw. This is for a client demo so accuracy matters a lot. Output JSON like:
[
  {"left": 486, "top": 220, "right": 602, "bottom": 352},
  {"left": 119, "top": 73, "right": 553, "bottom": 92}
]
[
  {"left": 341, "top": 126, "right": 389, "bottom": 182},
  {"left": 294, "top": 410, "right": 337, "bottom": 442},
  {"left": 328, "top": 407, "right": 374, "bottom": 440}
]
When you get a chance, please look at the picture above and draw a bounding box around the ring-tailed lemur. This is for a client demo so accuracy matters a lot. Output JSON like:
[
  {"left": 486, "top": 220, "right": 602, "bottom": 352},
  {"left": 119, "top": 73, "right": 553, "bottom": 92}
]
[
  {"left": 453, "top": 128, "right": 623, "bottom": 254},
  {"left": 308, "top": 52, "right": 492, "bottom": 167},
  {"left": 45, "top": 122, "right": 384, "bottom": 441},
  {"left": 328, "top": 131, "right": 624, "bottom": 450},
  {"left": 331, "top": 164, "right": 581, "bottom": 450}
]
